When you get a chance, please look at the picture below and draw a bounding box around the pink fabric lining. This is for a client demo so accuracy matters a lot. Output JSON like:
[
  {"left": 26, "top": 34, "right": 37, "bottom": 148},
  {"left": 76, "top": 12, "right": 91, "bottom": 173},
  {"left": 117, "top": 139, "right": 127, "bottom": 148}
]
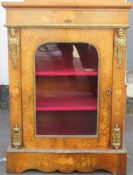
[
  {"left": 36, "top": 96, "right": 97, "bottom": 111},
  {"left": 36, "top": 111, "right": 97, "bottom": 135},
  {"left": 36, "top": 70, "right": 98, "bottom": 76}
]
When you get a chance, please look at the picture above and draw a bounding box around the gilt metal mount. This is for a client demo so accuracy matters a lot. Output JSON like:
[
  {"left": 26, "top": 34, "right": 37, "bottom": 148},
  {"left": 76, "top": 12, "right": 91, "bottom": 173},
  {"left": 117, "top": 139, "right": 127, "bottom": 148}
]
[
  {"left": 114, "top": 28, "right": 126, "bottom": 68},
  {"left": 112, "top": 124, "right": 121, "bottom": 149},
  {"left": 12, "top": 123, "right": 21, "bottom": 148},
  {"left": 8, "top": 28, "right": 20, "bottom": 68}
]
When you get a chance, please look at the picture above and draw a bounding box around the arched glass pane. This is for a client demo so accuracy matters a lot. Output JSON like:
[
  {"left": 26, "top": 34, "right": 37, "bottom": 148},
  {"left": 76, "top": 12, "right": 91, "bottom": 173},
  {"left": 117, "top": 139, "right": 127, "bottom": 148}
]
[{"left": 35, "top": 43, "right": 98, "bottom": 136}]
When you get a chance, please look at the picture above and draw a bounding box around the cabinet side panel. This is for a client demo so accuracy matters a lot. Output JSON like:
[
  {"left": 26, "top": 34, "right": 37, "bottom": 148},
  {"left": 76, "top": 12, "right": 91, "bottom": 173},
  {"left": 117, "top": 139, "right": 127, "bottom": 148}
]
[
  {"left": 8, "top": 28, "right": 23, "bottom": 148},
  {"left": 111, "top": 28, "right": 127, "bottom": 149}
]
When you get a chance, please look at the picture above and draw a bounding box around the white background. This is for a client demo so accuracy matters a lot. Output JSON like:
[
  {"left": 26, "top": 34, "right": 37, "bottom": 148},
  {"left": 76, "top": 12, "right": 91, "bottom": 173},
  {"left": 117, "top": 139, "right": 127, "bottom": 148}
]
[
  {"left": 0, "top": 0, "right": 133, "bottom": 85},
  {"left": 0, "top": 0, "right": 22, "bottom": 85}
]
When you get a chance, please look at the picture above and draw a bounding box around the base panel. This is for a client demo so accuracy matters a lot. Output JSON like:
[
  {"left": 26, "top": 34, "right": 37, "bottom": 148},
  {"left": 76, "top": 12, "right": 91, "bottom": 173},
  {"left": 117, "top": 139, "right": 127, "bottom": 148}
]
[{"left": 7, "top": 147, "right": 127, "bottom": 174}]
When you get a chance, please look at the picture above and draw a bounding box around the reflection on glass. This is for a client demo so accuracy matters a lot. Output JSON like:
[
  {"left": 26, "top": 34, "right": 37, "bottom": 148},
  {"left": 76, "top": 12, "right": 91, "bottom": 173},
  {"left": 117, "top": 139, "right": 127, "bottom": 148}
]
[{"left": 35, "top": 43, "right": 98, "bottom": 136}]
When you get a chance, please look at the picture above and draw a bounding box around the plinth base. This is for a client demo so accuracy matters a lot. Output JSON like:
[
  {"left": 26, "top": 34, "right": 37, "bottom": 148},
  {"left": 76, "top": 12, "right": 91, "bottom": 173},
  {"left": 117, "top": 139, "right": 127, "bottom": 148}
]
[{"left": 7, "top": 147, "right": 127, "bottom": 175}]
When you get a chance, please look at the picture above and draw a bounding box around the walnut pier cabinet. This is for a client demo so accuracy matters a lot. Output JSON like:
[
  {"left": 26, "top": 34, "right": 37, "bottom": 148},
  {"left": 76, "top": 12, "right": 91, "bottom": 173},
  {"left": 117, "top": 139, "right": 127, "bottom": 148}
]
[{"left": 2, "top": 0, "right": 133, "bottom": 174}]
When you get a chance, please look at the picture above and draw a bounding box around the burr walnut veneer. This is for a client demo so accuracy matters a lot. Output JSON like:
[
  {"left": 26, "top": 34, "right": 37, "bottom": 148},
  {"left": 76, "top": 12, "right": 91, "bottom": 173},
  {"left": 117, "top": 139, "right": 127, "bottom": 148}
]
[{"left": 2, "top": 0, "right": 133, "bottom": 174}]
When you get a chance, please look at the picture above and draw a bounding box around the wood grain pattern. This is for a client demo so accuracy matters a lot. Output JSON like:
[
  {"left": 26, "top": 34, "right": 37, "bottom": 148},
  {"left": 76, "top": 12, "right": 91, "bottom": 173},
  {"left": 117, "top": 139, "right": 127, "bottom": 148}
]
[
  {"left": 21, "top": 28, "right": 113, "bottom": 149},
  {"left": 36, "top": 76, "right": 97, "bottom": 99},
  {"left": 3, "top": 0, "right": 132, "bottom": 173},
  {"left": 6, "top": 9, "right": 129, "bottom": 27},
  {"left": 8, "top": 28, "right": 23, "bottom": 148},
  {"left": 7, "top": 148, "right": 127, "bottom": 174},
  {"left": 2, "top": 0, "right": 133, "bottom": 9},
  {"left": 111, "top": 29, "right": 127, "bottom": 149}
]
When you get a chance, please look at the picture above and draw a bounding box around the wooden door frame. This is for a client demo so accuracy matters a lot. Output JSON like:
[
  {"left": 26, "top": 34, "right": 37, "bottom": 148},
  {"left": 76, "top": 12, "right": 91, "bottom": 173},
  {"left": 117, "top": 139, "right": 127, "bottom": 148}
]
[{"left": 21, "top": 28, "right": 113, "bottom": 149}]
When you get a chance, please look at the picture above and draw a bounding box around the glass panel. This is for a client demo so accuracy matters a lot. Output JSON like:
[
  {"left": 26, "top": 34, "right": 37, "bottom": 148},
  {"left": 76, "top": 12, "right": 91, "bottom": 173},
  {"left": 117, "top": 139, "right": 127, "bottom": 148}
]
[
  {"left": 35, "top": 43, "right": 98, "bottom": 136},
  {"left": 36, "top": 111, "right": 97, "bottom": 135}
]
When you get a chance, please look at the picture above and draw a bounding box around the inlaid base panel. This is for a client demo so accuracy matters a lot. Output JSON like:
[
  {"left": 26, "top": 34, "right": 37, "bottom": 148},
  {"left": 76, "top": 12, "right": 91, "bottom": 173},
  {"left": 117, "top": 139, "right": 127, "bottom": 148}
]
[{"left": 7, "top": 147, "right": 127, "bottom": 174}]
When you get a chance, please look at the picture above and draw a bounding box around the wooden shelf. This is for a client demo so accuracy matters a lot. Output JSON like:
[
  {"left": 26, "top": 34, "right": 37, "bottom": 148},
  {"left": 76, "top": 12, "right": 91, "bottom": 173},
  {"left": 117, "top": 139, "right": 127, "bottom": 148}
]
[{"left": 36, "top": 96, "right": 97, "bottom": 111}]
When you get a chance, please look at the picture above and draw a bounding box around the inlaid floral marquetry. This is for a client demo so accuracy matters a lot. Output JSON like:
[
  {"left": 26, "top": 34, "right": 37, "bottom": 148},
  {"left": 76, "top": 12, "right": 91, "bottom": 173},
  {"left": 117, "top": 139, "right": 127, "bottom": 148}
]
[{"left": 2, "top": 0, "right": 133, "bottom": 174}]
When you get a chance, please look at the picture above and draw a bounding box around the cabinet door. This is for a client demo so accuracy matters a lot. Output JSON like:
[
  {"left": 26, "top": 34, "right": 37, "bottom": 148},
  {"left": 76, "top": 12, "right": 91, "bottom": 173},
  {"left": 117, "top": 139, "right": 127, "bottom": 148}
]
[{"left": 21, "top": 28, "right": 113, "bottom": 149}]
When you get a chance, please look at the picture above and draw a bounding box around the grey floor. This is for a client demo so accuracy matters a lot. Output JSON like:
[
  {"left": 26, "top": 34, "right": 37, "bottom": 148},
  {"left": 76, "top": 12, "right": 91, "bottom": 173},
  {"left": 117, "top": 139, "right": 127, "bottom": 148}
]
[{"left": 0, "top": 109, "right": 133, "bottom": 175}]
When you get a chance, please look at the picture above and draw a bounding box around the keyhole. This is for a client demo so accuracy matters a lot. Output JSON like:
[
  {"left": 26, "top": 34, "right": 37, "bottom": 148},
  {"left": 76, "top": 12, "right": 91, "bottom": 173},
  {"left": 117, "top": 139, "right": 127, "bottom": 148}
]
[{"left": 106, "top": 88, "right": 111, "bottom": 95}]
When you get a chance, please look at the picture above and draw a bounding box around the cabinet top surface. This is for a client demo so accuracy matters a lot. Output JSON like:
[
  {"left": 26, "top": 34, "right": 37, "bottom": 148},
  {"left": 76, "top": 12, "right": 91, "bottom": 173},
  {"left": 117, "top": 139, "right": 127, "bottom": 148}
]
[{"left": 2, "top": 0, "right": 133, "bottom": 9}]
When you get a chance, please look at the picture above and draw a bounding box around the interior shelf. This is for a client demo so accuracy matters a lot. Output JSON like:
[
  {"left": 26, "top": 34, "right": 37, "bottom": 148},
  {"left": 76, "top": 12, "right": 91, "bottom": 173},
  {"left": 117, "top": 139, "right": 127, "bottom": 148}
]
[
  {"left": 36, "top": 96, "right": 97, "bottom": 111},
  {"left": 35, "top": 43, "right": 98, "bottom": 135},
  {"left": 35, "top": 69, "right": 98, "bottom": 76}
]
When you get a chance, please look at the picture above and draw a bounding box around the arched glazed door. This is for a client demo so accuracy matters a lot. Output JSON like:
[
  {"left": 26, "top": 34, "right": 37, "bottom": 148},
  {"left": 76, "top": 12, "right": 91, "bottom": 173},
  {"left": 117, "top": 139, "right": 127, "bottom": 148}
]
[
  {"left": 21, "top": 28, "right": 113, "bottom": 149},
  {"left": 35, "top": 43, "right": 98, "bottom": 136}
]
